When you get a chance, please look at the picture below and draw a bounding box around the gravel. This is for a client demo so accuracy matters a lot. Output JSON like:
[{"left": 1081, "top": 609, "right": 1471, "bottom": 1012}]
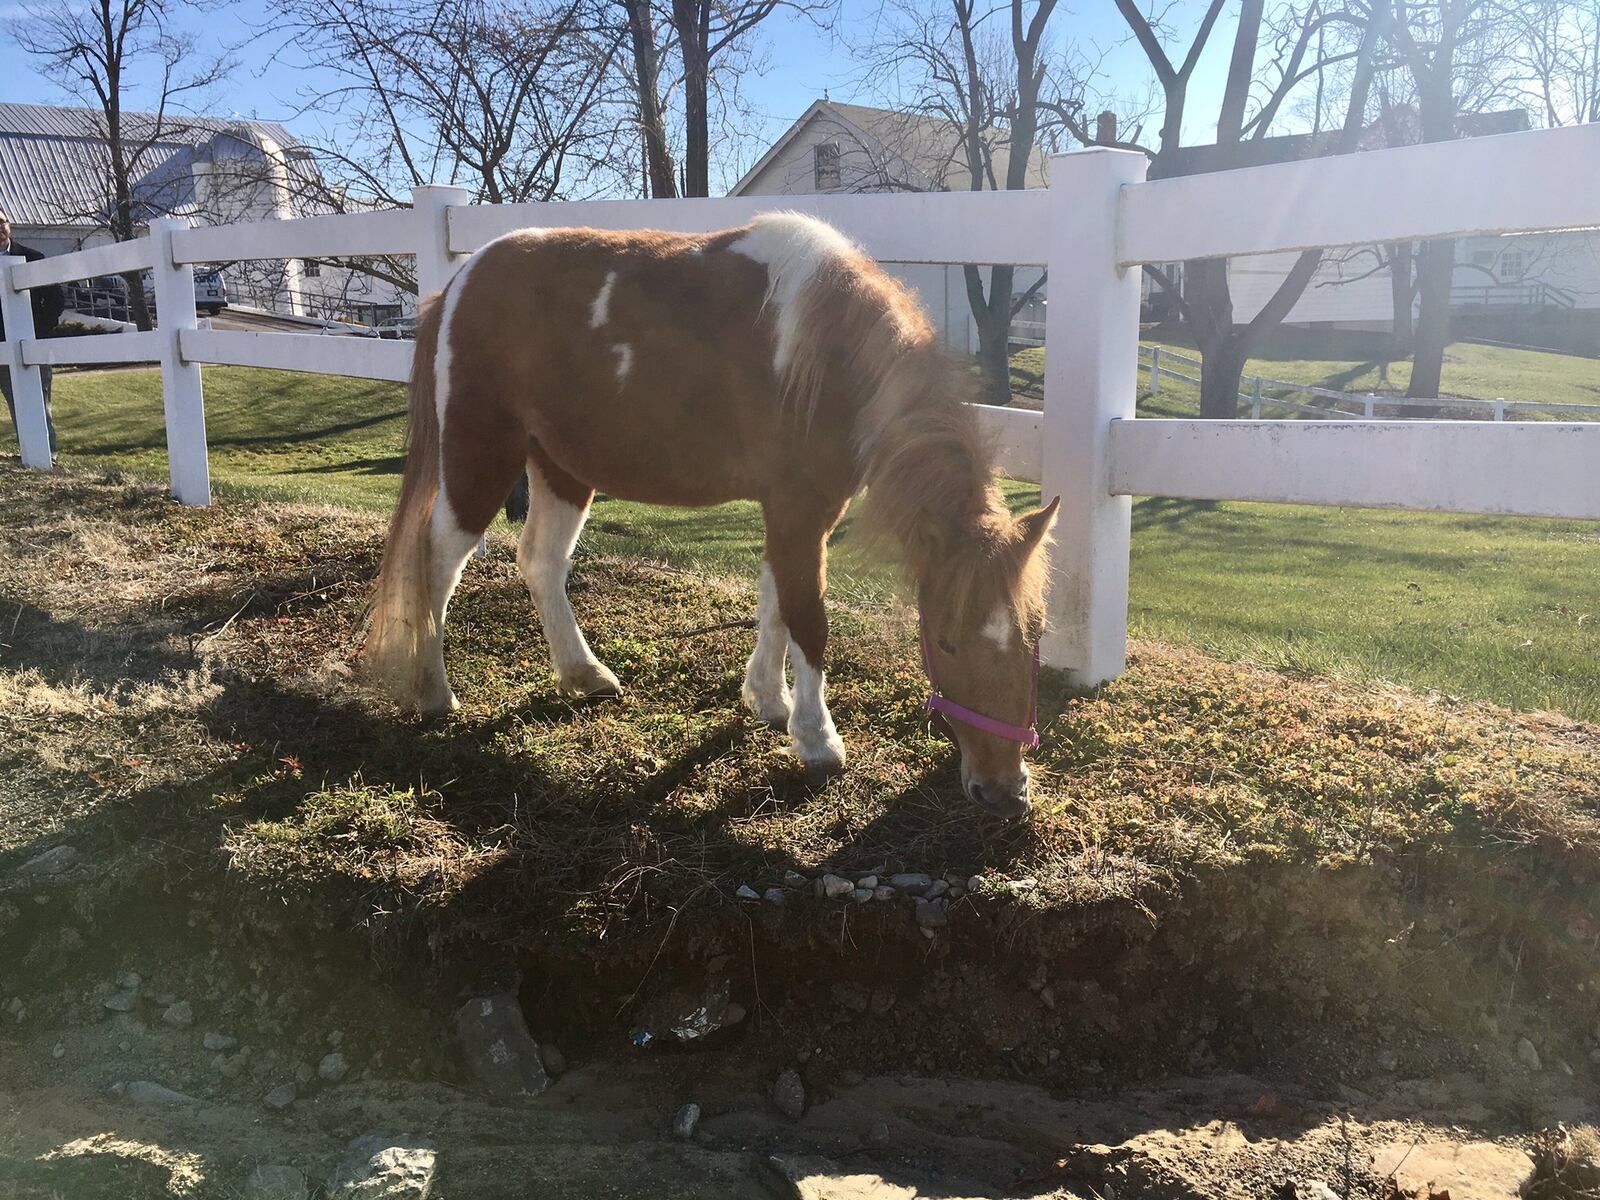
[
  {"left": 672, "top": 1103, "right": 701, "bottom": 1139},
  {"left": 319, "top": 1052, "right": 350, "bottom": 1083},
  {"left": 162, "top": 1000, "right": 194, "bottom": 1028},
  {"left": 263, "top": 1083, "right": 297, "bottom": 1110}
]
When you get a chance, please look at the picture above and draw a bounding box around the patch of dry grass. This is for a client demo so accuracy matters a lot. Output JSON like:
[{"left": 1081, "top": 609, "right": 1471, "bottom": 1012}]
[{"left": 2, "top": 464, "right": 1598, "bottom": 964}]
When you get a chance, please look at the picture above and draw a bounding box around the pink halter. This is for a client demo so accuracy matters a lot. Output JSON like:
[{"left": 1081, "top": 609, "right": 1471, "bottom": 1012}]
[{"left": 919, "top": 615, "right": 1041, "bottom": 750}]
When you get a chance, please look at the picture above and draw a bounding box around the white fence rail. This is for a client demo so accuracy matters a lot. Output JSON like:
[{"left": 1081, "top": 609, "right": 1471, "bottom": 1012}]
[{"left": 3, "top": 122, "right": 1598, "bottom": 685}]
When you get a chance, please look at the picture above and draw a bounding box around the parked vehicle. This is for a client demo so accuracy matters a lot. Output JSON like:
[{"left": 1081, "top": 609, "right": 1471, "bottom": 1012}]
[
  {"left": 144, "top": 269, "right": 229, "bottom": 317},
  {"left": 375, "top": 316, "right": 417, "bottom": 340}
]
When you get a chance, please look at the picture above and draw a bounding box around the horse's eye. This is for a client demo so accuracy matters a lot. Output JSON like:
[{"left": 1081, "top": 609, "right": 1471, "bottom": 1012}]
[{"left": 937, "top": 637, "right": 958, "bottom": 655}]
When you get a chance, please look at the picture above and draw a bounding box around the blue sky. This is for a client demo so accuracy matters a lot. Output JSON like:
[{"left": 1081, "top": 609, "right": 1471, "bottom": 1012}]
[{"left": 1, "top": 1, "right": 1238, "bottom": 191}]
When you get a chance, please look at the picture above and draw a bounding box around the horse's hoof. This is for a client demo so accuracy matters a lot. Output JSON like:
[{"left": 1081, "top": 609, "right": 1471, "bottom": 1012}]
[
  {"left": 742, "top": 690, "right": 793, "bottom": 728},
  {"left": 559, "top": 663, "right": 623, "bottom": 700},
  {"left": 418, "top": 689, "right": 460, "bottom": 720}
]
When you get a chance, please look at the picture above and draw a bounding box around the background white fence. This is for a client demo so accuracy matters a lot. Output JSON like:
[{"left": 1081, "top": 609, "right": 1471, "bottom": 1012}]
[
  {"left": 4, "top": 123, "right": 1599, "bottom": 686},
  {"left": 1139, "top": 344, "right": 1600, "bottom": 421}
]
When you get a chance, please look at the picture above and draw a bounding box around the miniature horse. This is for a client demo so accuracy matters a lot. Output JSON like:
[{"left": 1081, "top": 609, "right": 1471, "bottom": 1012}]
[{"left": 364, "top": 213, "right": 1057, "bottom": 819}]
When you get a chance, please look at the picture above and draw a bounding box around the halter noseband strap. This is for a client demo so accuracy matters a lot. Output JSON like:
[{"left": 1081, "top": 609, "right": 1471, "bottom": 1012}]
[{"left": 919, "top": 616, "right": 1041, "bottom": 750}]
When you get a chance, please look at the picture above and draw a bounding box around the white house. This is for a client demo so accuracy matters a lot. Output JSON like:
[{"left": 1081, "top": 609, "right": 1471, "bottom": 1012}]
[
  {"left": 730, "top": 100, "right": 1048, "bottom": 353},
  {"left": 0, "top": 102, "right": 408, "bottom": 328}
]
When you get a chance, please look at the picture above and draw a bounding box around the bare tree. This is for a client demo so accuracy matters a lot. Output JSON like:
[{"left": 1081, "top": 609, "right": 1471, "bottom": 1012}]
[
  {"left": 265, "top": 0, "right": 633, "bottom": 218},
  {"left": 1507, "top": 0, "right": 1600, "bottom": 126},
  {"left": 856, "top": 0, "right": 1094, "bottom": 404},
  {"left": 667, "top": 0, "right": 833, "bottom": 197},
  {"left": 620, "top": 0, "right": 679, "bottom": 196},
  {"left": 1387, "top": 0, "right": 1519, "bottom": 398},
  {"left": 15, "top": 0, "right": 232, "bottom": 329},
  {"left": 1114, "top": 0, "right": 1390, "bottom": 417}
]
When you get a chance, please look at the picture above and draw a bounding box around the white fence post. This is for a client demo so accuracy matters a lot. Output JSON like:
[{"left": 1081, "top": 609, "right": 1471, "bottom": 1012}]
[
  {"left": 1363, "top": 395, "right": 1376, "bottom": 419},
  {"left": 1039, "top": 148, "right": 1148, "bottom": 686},
  {"left": 1148, "top": 346, "right": 1161, "bottom": 396},
  {"left": 1493, "top": 396, "right": 1506, "bottom": 422},
  {"left": 1251, "top": 377, "right": 1264, "bottom": 420},
  {"left": 412, "top": 184, "right": 472, "bottom": 300},
  {"left": 150, "top": 217, "right": 210, "bottom": 505},
  {"left": 1, "top": 255, "right": 51, "bottom": 468}
]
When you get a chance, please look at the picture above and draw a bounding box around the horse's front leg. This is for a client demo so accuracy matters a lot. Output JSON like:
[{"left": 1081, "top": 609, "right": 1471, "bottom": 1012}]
[{"left": 763, "top": 505, "right": 849, "bottom": 778}]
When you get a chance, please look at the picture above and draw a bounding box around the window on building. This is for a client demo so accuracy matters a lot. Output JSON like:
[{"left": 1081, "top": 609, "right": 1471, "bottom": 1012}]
[
  {"left": 814, "top": 141, "right": 841, "bottom": 190},
  {"left": 1472, "top": 249, "right": 1496, "bottom": 268},
  {"left": 1498, "top": 250, "right": 1524, "bottom": 280},
  {"left": 302, "top": 259, "right": 321, "bottom": 279}
]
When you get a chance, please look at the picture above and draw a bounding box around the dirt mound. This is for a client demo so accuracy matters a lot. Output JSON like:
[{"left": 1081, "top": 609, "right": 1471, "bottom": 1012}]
[{"left": 2, "top": 465, "right": 1599, "bottom": 1196}]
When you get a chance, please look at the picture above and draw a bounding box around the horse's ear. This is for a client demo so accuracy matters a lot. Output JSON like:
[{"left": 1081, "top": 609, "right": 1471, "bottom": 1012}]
[{"left": 1017, "top": 496, "right": 1060, "bottom": 553}]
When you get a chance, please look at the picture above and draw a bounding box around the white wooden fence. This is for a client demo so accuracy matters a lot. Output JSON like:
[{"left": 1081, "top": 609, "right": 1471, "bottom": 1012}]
[
  {"left": 4, "top": 124, "right": 1599, "bottom": 687},
  {"left": 1140, "top": 344, "right": 1600, "bottom": 421}
]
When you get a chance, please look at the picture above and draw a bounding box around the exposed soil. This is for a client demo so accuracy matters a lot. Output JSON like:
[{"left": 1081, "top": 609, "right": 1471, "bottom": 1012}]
[{"left": 3, "top": 464, "right": 1599, "bottom": 1197}]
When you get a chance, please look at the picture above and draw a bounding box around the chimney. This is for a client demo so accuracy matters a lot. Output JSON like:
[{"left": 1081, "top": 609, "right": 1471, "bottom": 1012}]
[{"left": 1095, "top": 111, "right": 1118, "bottom": 146}]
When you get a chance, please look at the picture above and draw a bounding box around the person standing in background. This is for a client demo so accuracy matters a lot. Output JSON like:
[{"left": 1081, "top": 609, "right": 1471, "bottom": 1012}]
[{"left": 0, "top": 207, "right": 66, "bottom": 457}]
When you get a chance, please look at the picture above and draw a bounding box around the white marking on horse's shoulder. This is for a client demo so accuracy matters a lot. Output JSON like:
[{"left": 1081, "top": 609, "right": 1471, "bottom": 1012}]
[
  {"left": 981, "top": 605, "right": 1015, "bottom": 650},
  {"left": 433, "top": 244, "right": 493, "bottom": 444},
  {"left": 589, "top": 270, "right": 617, "bottom": 329},
  {"left": 611, "top": 342, "right": 633, "bottom": 382},
  {"left": 729, "top": 213, "right": 857, "bottom": 373}
]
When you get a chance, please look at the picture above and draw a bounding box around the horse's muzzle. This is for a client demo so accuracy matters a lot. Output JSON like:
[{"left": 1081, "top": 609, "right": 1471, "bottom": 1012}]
[{"left": 966, "top": 776, "right": 1031, "bottom": 822}]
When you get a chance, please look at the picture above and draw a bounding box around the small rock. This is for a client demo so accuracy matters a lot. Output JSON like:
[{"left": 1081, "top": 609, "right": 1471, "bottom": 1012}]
[
  {"left": 263, "top": 1083, "right": 297, "bottom": 1110},
  {"left": 453, "top": 994, "right": 550, "bottom": 1097},
  {"left": 672, "top": 1103, "right": 701, "bottom": 1139},
  {"left": 104, "top": 991, "right": 138, "bottom": 1013},
  {"left": 914, "top": 898, "right": 948, "bottom": 929},
  {"left": 926, "top": 880, "right": 950, "bottom": 899},
  {"left": 772, "top": 1069, "right": 805, "bottom": 1119},
  {"left": 51, "top": 1042, "right": 64, "bottom": 1059},
  {"left": 16, "top": 845, "right": 79, "bottom": 879},
  {"left": 295, "top": 1061, "right": 315, "bottom": 1087},
  {"left": 327, "top": 1030, "right": 345, "bottom": 1047},
  {"left": 114, "top": 1080, "right": 199, "bottom": 1106},
  {"left": 204, "top": 1031, "right": 238, "bottom": 1052},
  {"left": 326, "top": 1135, "right": 437, "bottom": 1198},
  {"left": 872, "top": 886, "right": 895, "bottom": 901},
  {"left": 783, "top": 871, "right": 806, "bottom": 889},
  {"left": 1039, "top": 985, "right": 1055, "bottom": 1011},
  {"left": 118, "top": 1040, "right": 130, "bottom": 1052},
  {"left": 162, "top": 1001, "right": 194, "bottom": 1028},
  {"left": 1375, "top": 1048, "right": 1397, "bottom": 1072},
  {"left": 888, "top": 873, "right": 932, "bottom": 894},
  {"left": 868, "top": 1120, "right": 891, "bottom": 1145},
  {"left": 763, "top": 887, "right": 786, "bottom": 906},
  {"left": 120, "top": 972, "right": 142, "bottom": 990},
  {"left": 319, "top": 1052, "right": 349, "bottom": 1084},
  {"left": 919, "top": 925, "right": 937, "bottom": 940},
  {"left": 244, "top": 1164, "right": 310, "bottom": 1200},
  {"left": 736, "top": 884, "right": 760, "bottom": 901},
  {"left": 538, "top": 1043, "right": 566, "bottom": 1077},
  {"left": 723, "top": 1002, "right": 747, "bottom": 1026},
  {"left": 850, "top": 888, "right": 873, "bottom": 903},
  {"left": 1517, "top": 1037, "right": 1542, "bottom": 1071},
  {"left": 1558, "top": 1058, "right": 1575, "bottom": 1077},
  {"left": 818, "top": 874, "right": 853, "bottom": 900},
  {"left": 153, "top": 992, "right": 177, "bottom": 1008},
  {"left": 967, "top": 875, "right": 983, "bottom": 893},
  {"left": 855, "top": 875, "right": 878, "bottom": 890},
  {"left": 1296, "top": 1183, "right": 1339, "bottom": 1200},
  {"left": 1589, "top": 1046, "right": 1600, "bottom": 1064}
]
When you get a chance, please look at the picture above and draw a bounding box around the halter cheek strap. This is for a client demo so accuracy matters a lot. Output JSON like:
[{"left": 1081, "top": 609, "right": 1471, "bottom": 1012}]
[{"left": 919, "top": 617, "right": 1041, "bottom": 750}]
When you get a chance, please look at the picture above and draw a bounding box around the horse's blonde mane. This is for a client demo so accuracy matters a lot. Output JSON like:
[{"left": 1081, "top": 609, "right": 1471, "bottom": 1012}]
[{"left": 777, "top": 248, "right": 1048, "bottom": 634}]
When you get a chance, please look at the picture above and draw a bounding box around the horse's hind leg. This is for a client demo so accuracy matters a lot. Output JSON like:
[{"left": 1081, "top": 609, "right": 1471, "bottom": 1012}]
[{"left": 517, "top": 455, "right": 621, "bottom": 699}]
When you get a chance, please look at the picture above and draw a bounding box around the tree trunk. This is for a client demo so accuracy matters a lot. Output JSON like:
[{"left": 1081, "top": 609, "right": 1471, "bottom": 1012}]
[
  {"left": 1409, "top": 236, "right": 1454, "bottom": 399},
  {"left": 1197, "top": 334, "right": 1248, "bottom": 419},
  {"left": 623, "top": 0, "right": 676, "bottom": 198},
  {"left": 964, "top": 263, "right": 1015, "bottom": 406},
  {"left": 671, "top": 0, "right": 710, "bottom": 197},
  {"left": 1388, "top": 240, "right": 1414, "bottom": 349}
]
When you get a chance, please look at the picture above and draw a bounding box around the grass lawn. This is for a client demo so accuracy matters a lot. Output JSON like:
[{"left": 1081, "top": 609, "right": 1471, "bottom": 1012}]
[{"left": 11, "top": 361, "right": 1600, "bottom": 721}]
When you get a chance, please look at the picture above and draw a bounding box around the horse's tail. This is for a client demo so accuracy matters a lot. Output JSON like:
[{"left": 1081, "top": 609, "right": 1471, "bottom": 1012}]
[{"left": 363, "top": 292, "right": 445, "bottom": 708}]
